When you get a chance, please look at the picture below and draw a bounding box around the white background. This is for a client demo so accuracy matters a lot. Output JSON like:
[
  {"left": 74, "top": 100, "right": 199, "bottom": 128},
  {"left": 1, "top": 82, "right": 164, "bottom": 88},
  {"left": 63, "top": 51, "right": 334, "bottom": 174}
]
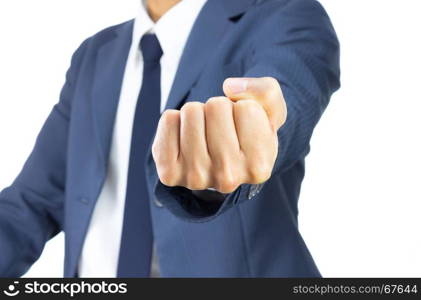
[{"left": 0, "top": 0, "right": 420, "bottom": 277}]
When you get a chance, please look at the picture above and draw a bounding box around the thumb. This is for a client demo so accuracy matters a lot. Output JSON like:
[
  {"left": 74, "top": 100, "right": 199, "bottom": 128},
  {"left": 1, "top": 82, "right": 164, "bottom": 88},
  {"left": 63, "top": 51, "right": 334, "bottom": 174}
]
[{"left": 223, "top": 77, "right": 287, "bottom": 131}]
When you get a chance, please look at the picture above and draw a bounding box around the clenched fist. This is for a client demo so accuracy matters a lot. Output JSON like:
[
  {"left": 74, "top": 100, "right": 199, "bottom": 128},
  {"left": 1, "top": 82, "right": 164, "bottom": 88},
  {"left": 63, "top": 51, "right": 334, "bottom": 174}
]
[{"left": 152, "top": 77, "right": 287, "bottom": 194}]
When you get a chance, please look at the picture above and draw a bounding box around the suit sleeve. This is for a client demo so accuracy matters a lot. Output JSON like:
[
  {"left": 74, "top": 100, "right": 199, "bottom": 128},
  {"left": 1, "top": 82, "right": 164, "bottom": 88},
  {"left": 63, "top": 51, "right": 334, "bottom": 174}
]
[
  {"left": 0, "top": 38, "right": 89, "bottom": 276},
  {"left": 245, "top": 0, "right": 341, "bottom": 176},
  {"left": 154, "top": 0, "right": 340, "bottom": 222}
]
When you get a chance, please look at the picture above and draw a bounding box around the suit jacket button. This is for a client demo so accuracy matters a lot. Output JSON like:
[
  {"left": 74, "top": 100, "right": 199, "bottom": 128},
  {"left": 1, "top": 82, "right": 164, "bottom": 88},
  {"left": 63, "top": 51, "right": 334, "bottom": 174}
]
[
  {"left": 153, "top": 197, "right": 163, "bottom": 208},
  {"left": 248, "top": 184, "right": 261, "bottom": 200}
]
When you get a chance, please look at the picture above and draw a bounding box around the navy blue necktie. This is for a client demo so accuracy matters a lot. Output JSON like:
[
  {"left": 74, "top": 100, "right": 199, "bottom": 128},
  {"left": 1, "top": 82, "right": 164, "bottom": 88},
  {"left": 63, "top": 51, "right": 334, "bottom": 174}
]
[{"left": 117, "top": 34, "right": 163, "bottom": 277}]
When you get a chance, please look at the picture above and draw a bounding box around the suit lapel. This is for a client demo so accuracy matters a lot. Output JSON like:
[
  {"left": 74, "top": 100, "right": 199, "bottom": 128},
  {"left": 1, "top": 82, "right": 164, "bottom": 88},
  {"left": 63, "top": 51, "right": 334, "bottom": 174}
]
[
  {"left": 91, "top": 21, "right": 134, "bottom": 166},
  {"left": 66, "top": 21, "right": 134, "bottom": 277}
]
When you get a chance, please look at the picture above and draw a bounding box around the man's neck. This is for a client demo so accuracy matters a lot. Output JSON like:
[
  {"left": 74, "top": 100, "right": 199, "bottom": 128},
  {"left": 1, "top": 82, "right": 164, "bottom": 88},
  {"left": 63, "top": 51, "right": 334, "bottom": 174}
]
[{"left": 146, "top": 0, "right": 181, "bottom": 22}]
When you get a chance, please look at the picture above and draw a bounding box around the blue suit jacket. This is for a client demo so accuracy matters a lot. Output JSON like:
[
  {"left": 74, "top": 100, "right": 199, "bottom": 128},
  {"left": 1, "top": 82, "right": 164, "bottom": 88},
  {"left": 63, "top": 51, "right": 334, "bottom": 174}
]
[{"left": 0, "top": 0, "right": 340, "bottom": 277}]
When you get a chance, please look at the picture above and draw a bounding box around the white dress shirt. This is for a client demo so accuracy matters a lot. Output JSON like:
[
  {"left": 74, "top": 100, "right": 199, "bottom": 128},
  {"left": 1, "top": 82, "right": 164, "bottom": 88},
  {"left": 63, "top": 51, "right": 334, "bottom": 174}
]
[{"left": 78, "top": 0, "right": 207, "bottom": 277}]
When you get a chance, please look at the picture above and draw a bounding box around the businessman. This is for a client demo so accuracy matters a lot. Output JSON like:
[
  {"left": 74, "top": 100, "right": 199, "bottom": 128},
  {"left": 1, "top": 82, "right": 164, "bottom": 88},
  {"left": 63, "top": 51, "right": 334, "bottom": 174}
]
[{"left": 0, "top": 0, "right": 340, "bottom": 277}]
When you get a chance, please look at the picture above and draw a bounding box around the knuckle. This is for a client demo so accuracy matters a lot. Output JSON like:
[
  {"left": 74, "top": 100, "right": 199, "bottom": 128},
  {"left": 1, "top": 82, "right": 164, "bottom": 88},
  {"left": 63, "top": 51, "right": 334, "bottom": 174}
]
[
  {"left": 158, "top": 166, "right": 178, "bottom": 187},
  {"left": 260, "top": 77, "right": 281, "bottom": 99},
  {"left": 262, "top": 76, "right": 279, "bottom": 88},
  {"left": 161, "top": 109, "right": 180, "bottom": 124},
  {"left": 186, "top": 169, "right": 208, "bottom": 190},
  {"left": 206, "top": 96, "right": 231, "bottom": 105},
  {"left": 234, "top": 99, "right": 261, "bottom": 114},
  {"left": 215, "top": 170, "right": 239, "bottom": 193},
  {"left": 205, "top": 97, "right": 231, "bottom": 112},
  {"left": 247, "top": 162, "right": 272, "bottom": 184},
  {"left": 181, "top": 101, "right": 204, "bottom": 115},
  {"left": 180, "top": 102, "right": 204, "bottom": 124}
]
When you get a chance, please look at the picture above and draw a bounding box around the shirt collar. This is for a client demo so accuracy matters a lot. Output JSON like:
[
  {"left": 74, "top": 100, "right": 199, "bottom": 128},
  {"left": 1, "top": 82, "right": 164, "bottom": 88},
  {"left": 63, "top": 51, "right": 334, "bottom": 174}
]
[{"left": 133, "top": 0, "right": 207, "bottom": 62}]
